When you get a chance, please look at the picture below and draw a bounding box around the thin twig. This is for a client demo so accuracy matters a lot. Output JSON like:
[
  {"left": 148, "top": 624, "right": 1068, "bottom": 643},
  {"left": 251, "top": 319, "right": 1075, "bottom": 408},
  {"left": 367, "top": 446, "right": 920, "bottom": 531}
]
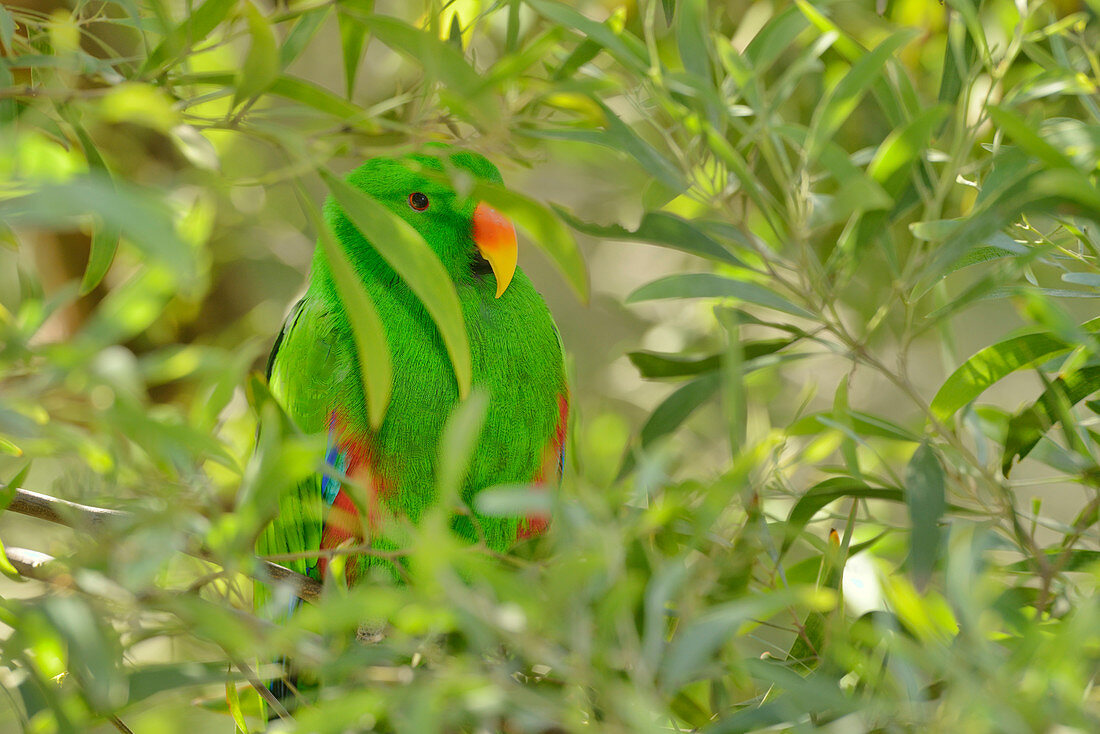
[{"left": 3, "top": 486, "right": 322, "bottom": 602}]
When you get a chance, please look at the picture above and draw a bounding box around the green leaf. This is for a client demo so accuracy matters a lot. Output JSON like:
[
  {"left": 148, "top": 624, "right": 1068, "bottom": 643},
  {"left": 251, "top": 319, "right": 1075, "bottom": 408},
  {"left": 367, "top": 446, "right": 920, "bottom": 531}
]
[
  {"left": 929, "top": 320, "right": 1100, "bottom": 422},
  {"left": 1062, "top": 273, "right": 1100, "bottom": 288},
  {"left": 0, "top": 5, "right": 14, "bottom": 53},
  {"left": 805, "top": 30, "right": 918, "bottom": 165},
  {"left": 946, "top": 244, "right": 1021, "bottom": 274},
  {"left": 1003, "top": 365, "right": 1100, "bottom": 473},
  {"left": 660, "top": 591, "right": 802, "bottom": 693},
  {"left": 143, "top": 0, "right": 238, "bottom": 73},
  {"left": 42, "top": 596, "right": 125, "bottom": 711},
  {"left": 226, "top": 679, "right": 247, "bottom": 733},
  {"left": 945, "top": 0, "right": 990, "bottom": 67},
  {"left": 787, "top": 410, "right": 921, "bottom": 443},
  {"left": 555, "top": 206, "right": 745, "bottom": 268},
  {"left": 618, "top": 373, "right": 721, "bottom": 479},
  {"left": 446, "top": 13, "right": 462, "bottom": 49},
  {"left": 126, "top": 663, "right": 242, "bottom": 706},
  {"left": 627, "top": 273, "right": 814, "bottom": 320},
  {"left": 744, "top": 6, "right": 808, "bottom": 73},
  {"left": 353, "top": 14, "right": 497, "bottom": 126},
  {"left": 525, "top": 0, "right": 648, "bottom": 73},
  {"left": 0, "top": 535, "right": 20, "bottom": 579},
  {"left": 338, "top": 3, "right": 371, "bottom": 98},
  {"left": 597, "top": 100, "right": 684, "bottom": 193},
  {"left": 437, "top": 390, "right": 489, "bottom": 503},
  {"left": 68, "top": 119, "right": 120, "bottom": 295},
  {"left": 905, "top": 443, "right": 946, "bottom": 590},
  {"left": 0, "top": 177, "right": 198, "bottom": 294},
  {"left": 302, "top": 186, "right": 393, "bottom": 429},
  {"left": 938, "top": 11, "right": 973, "bottom": 105},
  {"left": 987, "top": 105, "right": 1075, "bottom": 169},
  {"left": 471, "top": 184, "right": 589, "bottom": 301},
  {"left": 661, "top": 0, "right": 676, "bottom": 25},
  {"left": 717, "top": 307, "right": 746, "bottom": 454},
  {"left": 475, "top": 483, "right": 553, "bottom": 516},
  {"left": 867, "top": 104, "right": 948, "bottom": 194},
  {"left": 677, "top": 0, "right": 710, "bottom": 82},
  {"left": 641, "top": 372, "right": 721, "bottom": 448},
  {"left": 629, "top": 339, "right": 794, "bottom": 379},
  {"left": 178, "top": 72, "right": 374, "bottom": 124},
  {"left": 321, "top": 169, "right": 472, "bottom": 399},
  {"left": 235, "top": 1, "right": 279, "bottom": 107},
  {"left": 279, "top": 6, "right": 331, "bottom": 69},
  {"left": 551, "top": 38, "right": 601, "bottom": 80},
  {"left": 782, "top": 478, "right": 905, "bottom": 557}
]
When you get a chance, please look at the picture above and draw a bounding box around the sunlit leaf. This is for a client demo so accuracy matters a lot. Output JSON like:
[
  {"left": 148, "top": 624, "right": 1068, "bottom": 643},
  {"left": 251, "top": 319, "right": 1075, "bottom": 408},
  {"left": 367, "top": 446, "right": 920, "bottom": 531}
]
[
  {"left": 235, "top": 1, "right": 279, "bottom": 107},
  {"left": 930, "top": 320, "right": 1100, "bottom": 422},
  {"left": 143, "top": 0, "right": 237, "bottom": 73},
  {"left": 0, "top": 177, "right": 198, "bottom": 294},
  {"left": 1003, "top": 365, "right": 1100, "bottom": 473}
]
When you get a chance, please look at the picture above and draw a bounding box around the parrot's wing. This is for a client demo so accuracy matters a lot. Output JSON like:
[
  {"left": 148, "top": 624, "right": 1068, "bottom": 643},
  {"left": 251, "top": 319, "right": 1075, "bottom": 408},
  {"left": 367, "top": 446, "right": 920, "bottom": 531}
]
[{"left": 255, "top": 296, "right": 341, "bottom": 612}]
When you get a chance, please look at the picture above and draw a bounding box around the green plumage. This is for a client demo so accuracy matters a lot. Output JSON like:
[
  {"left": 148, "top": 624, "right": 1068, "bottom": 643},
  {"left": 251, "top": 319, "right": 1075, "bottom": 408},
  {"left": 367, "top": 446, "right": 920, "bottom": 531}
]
[{"left": 257, "top": 148, "right": 566, "bottom": 594}]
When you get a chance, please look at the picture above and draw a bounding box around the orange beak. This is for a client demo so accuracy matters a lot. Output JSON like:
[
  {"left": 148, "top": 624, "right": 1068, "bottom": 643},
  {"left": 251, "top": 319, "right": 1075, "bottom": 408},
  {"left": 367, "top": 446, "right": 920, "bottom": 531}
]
[{"left": 472, "top": 202, "right": 517, "bottom": 298}]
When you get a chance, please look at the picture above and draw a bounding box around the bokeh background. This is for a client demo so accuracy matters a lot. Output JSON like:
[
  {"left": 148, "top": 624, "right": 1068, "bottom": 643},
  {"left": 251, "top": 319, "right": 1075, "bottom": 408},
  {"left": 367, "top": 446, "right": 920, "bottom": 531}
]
[{"left": 3, "top": 0, "right": 1100, "bottom": 731}]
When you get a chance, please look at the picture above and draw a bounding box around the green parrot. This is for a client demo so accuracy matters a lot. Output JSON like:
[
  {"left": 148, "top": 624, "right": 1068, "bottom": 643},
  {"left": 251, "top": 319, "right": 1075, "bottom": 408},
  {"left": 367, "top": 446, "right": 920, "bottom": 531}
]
[{"left": 257, "top": 147, "right": 567, "bottom": 604}]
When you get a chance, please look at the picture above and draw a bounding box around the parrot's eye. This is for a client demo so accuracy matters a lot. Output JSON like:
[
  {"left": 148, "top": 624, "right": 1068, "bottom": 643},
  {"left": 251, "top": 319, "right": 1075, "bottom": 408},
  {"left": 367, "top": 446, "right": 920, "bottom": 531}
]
[{"left": 408, "top": 192, "right": 430, "bottom": 211}]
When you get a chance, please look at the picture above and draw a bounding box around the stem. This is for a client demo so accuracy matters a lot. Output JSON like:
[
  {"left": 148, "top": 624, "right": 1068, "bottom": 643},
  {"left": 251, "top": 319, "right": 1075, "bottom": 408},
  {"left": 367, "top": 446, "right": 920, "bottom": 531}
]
[{"left": 4, "top": 486, "right": 322, "bottom": 602}]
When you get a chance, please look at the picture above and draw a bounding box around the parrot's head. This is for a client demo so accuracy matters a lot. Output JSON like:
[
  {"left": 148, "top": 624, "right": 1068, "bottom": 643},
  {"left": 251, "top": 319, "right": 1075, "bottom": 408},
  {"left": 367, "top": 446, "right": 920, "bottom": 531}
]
[{"left": 325, "top": 146, "right": 518, "bottom": 298}]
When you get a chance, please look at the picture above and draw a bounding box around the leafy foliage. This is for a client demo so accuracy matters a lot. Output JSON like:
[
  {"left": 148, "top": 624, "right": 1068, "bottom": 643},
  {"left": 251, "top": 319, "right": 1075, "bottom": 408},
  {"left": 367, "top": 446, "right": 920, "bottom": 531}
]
[{"left": 2, "top": 0, "right": 1100, "bottom": 732}]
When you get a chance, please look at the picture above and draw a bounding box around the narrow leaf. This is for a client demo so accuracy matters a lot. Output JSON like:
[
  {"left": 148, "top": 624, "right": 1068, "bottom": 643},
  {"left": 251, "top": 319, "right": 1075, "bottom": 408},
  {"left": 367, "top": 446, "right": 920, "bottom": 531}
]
[
  {"left": 525, "top": 0, "right": 649, "bottom": 73},
  {"left": 782, "top": 478, "right": 905, "bottom": 557},
  {"left": 235, "top": 1, "right": 279, "bottom": 107},
  {"left": 987, "top": 105, "right": 1075, "bottom": 169},
  {"left": 143, "top": 0, "right": 237, "bottom": 72},
  {"left": 69, "top": 120, "right": 120, "bottom": 294},
  {"left": 1003, "top": 365, "right": 1100, "bottom": 473},
  {"left": 280, "top": 6, "right": 330, "bottom": 69},
  {"left": 555, "top": 206, "right": 745, "bottom": 268},
  {"left": 618, "top": 373, "right": 721, "bottom": 479},
  {"left": 905, "top": 443, "right": 946, "bottom": 590},
  {"left": 627, "top": 273, "right": 814, "bottom": 320},
  {"left": 867, "top": 104, "right": 948, "bottom": 194},
  {"left": 307, "top": 195, "right": 393, "bottom": 429},
  {"left": 321, "top": 169, "right": 472, "bottom": 398},
  {"left": 629, "top": 339, "right": 794, "bottom": 379},
  {"left": 929, "top": 320, "right": 1100, "bottom": 421},
  {"left": 338, "top": 7, "right": 370, "bottom": 98},
  {"left": 805, "top": 30, "right": 917, "bottom": 164}
]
